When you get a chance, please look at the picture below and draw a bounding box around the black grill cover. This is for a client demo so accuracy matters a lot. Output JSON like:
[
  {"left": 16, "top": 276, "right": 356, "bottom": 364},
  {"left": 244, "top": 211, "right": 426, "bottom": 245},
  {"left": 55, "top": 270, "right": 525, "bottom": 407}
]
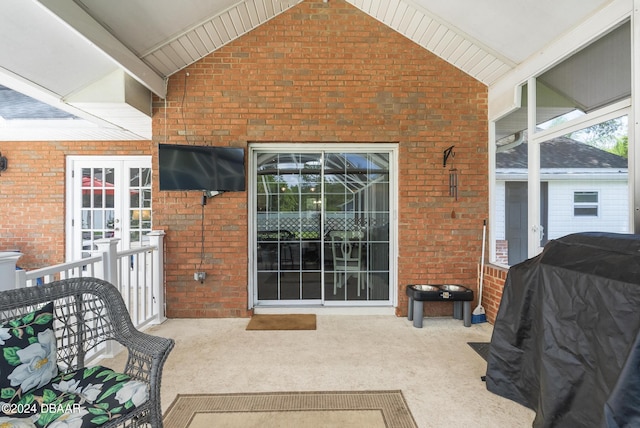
[{"left": 485, "top": 232, "right": 640, "bottom": 427}]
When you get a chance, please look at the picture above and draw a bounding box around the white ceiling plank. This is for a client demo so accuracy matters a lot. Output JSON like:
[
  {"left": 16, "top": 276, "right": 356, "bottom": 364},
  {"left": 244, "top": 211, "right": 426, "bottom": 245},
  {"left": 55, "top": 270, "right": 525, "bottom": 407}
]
[
  {"left": 417, "top": 19, "right": 438, "bottom": 47},
  {"left": 177, "top": 34, "right": 202, "bottom": 62},
  {"left": 169, "top": 39, "right": 196, "bottom": 66},
  {"left": 410, "top": 14, "right": 432, "bottom": 42},
  {"left": 448, "top": 39, "right": 474, "bottom": 64},
  {"left": 460, "top": 50, "right": 486, "bottom": 74},
  {"left": 397, "top": 6, "right": 417, "bottom": 35},
  {"left": 194, "top": 26, "right": 216, "bottom": 53},
  {"left": 359, "top": 0, "right": 373, "bottom": 14},
  {"left": 383, "top": 0, "right": 402, "bottom": 25},
  {"left": 185, "top": 32, "right": 208, "bottom": 58},
  {"left": 212, "top": 16, "right": 232, "bottom": 43},
  {"left": 255, "top": 0, "right": 268, "bottom": 22},
  {"left": 457, "top": 45, "right": 482, "bottom": 69},
  {"left": 482, "top": 62, "right": 512, "bottom": 86},
  {"left": 264, "top": 0, "right": 275, "bottom": 17},
  {"left": 432, "top": 30, "right": 457, "bottom": 57},
  {"left": 243, "top": 1, "right": 258, "bottom": 28},
  {"left": 160, "top": 44, "right": 189, "bottom": 72},
  {"left": 393, "top": 3, "right": 410, "bottom": 30},
  {"left": 228, "top": 8, "right": 246, "bottom": 36},
  {"left": 468, "top": 54, "right": 497, "bottom": 77},
  {"left": 203, "top": 21, "right": 225, "bottom": 49},
  {"left": 220, "top": 13, "right": 239, "bottom": 40},
  {"left": 405, "top": 11, "right": 426, "bottom": 39},
  {"left": 440, "top": 33, "right": 465, "bottom": 60},
  {"left": 425, "top": 25, "right": 448, "bottom": 52},
  {"left": 276, "top": 0, "right": 288, "bottom": 13},
  {"left": 142, "top": 53, "right": 173, "bottom": 78},
  {"left": 373, "top": 1, "right": 389, "bottom": 21}
]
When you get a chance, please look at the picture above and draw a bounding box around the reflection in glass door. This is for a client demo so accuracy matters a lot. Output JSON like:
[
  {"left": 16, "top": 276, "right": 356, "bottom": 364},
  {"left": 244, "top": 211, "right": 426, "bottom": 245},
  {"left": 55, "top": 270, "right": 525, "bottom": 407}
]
[
  {"left": 254, "top": 150, "right": 392, "bottom": 305},
  {"left": 80, "top": 165, "right": 118, "bottom": 257}
]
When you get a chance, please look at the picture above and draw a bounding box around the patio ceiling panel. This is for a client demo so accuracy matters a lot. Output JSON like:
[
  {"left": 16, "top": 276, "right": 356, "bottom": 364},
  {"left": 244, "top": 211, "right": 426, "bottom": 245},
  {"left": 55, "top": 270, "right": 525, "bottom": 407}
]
[{"left": 349, "top": 0, "right": 514, "bottom": 86}]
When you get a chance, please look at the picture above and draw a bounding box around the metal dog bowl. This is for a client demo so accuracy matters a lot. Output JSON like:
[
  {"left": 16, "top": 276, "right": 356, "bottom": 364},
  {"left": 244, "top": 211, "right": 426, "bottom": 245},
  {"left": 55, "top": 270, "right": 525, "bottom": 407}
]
[
  {"left": 411, "top": 284, "right": 440, "bottom": 292},
  {"left": 439, "top": 284, "right": 467, "bottom": 292}
]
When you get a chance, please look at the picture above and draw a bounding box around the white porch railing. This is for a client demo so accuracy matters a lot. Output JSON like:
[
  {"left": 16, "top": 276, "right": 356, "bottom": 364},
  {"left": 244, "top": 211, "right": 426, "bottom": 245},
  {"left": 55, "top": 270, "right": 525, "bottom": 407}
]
[{"left": 11, "top": 230, "right": 166, "bottom": 329}]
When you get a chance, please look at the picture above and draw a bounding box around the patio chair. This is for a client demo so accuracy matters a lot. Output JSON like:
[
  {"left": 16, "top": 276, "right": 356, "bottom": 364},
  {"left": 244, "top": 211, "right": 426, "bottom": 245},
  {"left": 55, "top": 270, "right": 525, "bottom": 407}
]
[
  {"left": 0, "top": 277, "right": 174, "bottom": 428},
  {"left": 330, "top": 231, "right": 364, "bottom": 296}
]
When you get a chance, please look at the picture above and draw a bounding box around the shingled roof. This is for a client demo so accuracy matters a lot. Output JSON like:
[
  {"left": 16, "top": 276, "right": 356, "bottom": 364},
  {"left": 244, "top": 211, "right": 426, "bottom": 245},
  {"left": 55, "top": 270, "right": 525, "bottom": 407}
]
[
  {"left": 496, "top": 136, "right": 628, "bottom": 169},
  {"left": 0, "top": 85, "right": 76, "bottom": 120}
]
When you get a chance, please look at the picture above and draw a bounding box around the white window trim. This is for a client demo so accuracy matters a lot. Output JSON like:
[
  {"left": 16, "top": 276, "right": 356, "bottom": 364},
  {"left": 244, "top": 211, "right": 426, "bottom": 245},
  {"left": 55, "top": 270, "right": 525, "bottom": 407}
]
[{"left": 573, "top": 191, "right": 600, "bottom": 217}]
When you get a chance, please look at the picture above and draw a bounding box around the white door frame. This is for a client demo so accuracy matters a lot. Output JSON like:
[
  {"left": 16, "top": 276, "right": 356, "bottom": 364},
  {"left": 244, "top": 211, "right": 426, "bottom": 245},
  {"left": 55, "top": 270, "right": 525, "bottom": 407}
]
[
  {"left": 247, "top": 143, "right": 398, "bottom": 309},
  {"left": 65, "top": 156, "right": 151, "bottom": 261}
]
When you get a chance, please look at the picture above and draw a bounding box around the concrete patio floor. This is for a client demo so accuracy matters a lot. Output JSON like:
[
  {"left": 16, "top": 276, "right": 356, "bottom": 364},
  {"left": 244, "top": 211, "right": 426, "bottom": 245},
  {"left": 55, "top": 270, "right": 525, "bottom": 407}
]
[{"left": 104, "top": 315, "right": 535, "bottom": 428}]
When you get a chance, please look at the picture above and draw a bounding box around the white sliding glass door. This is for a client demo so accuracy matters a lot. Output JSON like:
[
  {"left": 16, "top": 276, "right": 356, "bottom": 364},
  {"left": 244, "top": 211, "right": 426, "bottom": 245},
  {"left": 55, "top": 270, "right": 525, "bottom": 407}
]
[{"left": 251, "top": 146, "right": 395, "bottom": 307}]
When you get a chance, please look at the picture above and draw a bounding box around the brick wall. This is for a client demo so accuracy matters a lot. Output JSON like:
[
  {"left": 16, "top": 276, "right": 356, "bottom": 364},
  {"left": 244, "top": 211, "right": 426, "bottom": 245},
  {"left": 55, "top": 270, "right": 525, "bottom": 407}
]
[
  {"left": 0, "top": 0, "right": 491, "bottom": 319},
  {"left": 153, "top": 0, "right": 489, "bottom": 318},
  {"left": 483, "top": 264, "right": 509, "bottom": 323},
  {"left": 495, "top": 240, "right": 509, "bottom": 265},
  {"left": 0, "top": 141, "right": 152, "bottom": 269}
]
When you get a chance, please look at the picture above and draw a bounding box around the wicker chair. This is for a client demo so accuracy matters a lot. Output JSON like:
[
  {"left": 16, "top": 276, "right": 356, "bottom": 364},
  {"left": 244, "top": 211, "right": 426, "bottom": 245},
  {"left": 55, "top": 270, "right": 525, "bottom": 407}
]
[{"left": 0, "top": 277, "right": 174, "bottom": 428}]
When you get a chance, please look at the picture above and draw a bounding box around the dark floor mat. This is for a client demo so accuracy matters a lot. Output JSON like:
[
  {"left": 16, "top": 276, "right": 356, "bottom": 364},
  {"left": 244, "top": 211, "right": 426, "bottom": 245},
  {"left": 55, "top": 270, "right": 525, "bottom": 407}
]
[{"left": 468, "top": 342, "right": 490, "bottom": 361}]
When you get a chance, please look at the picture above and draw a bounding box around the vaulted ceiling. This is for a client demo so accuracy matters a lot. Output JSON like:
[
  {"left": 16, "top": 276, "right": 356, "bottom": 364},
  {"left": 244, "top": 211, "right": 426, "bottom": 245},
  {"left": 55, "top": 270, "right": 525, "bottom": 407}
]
[{"left": 0, "top": 0, "right": 615, "bottom": 141}]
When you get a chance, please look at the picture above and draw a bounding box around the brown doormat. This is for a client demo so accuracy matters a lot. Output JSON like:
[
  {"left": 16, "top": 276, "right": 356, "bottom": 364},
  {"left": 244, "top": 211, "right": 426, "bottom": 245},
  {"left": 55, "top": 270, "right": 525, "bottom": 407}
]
[
  {"left": 245, "top": 314, "right": 316, "bottom": 330},
  {"left": 163, "top": 390, "right": 418, "bottom": 428}
]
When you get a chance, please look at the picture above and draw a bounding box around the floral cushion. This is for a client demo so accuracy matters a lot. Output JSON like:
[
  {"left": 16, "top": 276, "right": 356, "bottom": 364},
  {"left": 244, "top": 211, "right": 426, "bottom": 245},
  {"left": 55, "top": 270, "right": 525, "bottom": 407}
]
[
  {"left": 0, "top": 302, "right": 58, "bottom": 399},
  {"left": 3, "top": 365, "right": 149, "bottom": 427}
]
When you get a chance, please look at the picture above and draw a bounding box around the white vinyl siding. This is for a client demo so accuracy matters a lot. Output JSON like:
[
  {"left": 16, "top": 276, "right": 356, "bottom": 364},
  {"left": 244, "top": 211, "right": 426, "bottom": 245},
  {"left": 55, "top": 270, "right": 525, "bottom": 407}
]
[{"left": 549, "top": 181, "right": 628, "bottom": 239}]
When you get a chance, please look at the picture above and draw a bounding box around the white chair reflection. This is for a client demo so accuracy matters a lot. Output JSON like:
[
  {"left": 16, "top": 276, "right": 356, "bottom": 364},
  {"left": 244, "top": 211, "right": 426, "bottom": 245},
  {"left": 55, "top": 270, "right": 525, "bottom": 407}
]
[{"left": 330, "top": 231, "right": 365, "bottom": 296}]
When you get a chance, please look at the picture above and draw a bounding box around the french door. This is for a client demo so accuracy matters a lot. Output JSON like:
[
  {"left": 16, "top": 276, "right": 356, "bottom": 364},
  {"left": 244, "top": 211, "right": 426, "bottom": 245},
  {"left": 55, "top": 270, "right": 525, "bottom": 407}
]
[
  {"left": 66, "top": 156, "right": 152, "bottom": 261},
  {"left": 251, "top": 146, "right": 395, "bottom": 307}
]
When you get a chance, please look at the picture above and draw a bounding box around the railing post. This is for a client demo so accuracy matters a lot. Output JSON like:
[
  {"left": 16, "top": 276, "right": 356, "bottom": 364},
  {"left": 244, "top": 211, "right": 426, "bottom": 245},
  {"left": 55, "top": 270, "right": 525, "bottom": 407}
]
[
  {"left": 93, "top": 238, "right": 121, "bottom": 359},
  {"left": 94, "top": 238, "right": 120, "bottom": 285},
  {"left": 147, "top": 230, "right": 166, "bottom": 323},
  {"left": 15, "top": 269, "right": 27, "bottom": 289},
  {"left": 3, "top": 252, "right": 23, "bottom": 290}
]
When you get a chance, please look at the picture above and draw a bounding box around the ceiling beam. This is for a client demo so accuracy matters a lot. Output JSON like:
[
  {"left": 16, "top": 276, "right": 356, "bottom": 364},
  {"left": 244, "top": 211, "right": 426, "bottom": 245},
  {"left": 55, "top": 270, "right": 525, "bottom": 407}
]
[
  {"left": 488, "top": 0, "right": 631, "bottom": 121},
  {"left": 36, "top": 0, "right": 166, "bottom": 98}
]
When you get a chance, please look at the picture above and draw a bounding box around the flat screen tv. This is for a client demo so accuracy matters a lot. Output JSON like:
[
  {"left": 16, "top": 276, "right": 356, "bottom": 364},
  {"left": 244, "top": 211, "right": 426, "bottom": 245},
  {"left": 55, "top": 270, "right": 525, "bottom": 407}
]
[{"left": 159, "top": 144, "right": 245, "bottom": 192}]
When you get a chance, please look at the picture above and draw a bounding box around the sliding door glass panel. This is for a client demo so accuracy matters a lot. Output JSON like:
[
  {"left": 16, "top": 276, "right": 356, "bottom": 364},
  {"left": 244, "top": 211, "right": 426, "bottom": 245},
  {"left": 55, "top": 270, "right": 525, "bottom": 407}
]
[
  {"left": 256, "top": 153, "right": 323, "bottom": 301},
  {"left": 323, "top": 152, "right": 390, "bottom": 302}
]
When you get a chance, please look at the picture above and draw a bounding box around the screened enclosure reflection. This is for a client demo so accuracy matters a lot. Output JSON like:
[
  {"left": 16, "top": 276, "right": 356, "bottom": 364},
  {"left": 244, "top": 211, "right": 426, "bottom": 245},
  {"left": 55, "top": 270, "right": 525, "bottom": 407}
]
[
  {"left": 494, "top": 116, "right": 629, "bottom": 266},
  {"left": 255, "top": 152, "right": 390, "bottom": 303}
]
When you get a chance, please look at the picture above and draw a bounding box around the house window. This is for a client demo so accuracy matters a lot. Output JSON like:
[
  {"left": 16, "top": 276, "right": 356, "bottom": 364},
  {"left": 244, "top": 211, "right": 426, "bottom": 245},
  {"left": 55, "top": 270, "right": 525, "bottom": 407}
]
[{"left": 573, "top": 191, "right": 598, "bottom": 216}]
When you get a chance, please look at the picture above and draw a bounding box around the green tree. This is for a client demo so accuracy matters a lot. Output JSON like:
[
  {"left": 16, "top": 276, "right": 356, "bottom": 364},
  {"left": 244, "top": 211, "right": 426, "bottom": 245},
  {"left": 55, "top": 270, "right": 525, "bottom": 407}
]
[
  {"left": 569, "top": 117, "right": 624, "bottom": 149},
  {"left": 608, "top": 136, "right": 628, "bottom": 158}
]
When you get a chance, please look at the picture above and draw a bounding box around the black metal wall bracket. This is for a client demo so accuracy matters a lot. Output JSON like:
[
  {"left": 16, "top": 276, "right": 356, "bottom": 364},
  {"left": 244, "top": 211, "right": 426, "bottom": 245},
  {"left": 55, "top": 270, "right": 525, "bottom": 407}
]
[{"left": 443, "top": 145, "right": 455, "bottom": 167}]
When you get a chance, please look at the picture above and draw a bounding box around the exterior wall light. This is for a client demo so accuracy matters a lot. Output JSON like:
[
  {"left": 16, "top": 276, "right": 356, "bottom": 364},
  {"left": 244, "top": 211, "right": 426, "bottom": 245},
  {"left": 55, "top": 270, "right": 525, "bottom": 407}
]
[{"left": 0, "top": 152, "right": 7, "bottom": 175}]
